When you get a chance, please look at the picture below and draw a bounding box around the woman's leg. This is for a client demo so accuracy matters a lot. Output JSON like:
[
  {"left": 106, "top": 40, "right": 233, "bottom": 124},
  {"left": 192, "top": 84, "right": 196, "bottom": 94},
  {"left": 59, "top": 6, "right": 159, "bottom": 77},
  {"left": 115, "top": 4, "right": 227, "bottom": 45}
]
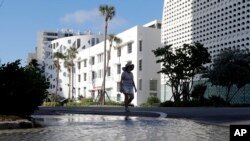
[
  {"left": 124, "top": 94, "right": 129, "bottom": 108},
  {"left": 127, "top": 94, "right": 134, "bottom": 105},
  {"left": 124, "top": 94, "right": 130, "bottom": 112}
]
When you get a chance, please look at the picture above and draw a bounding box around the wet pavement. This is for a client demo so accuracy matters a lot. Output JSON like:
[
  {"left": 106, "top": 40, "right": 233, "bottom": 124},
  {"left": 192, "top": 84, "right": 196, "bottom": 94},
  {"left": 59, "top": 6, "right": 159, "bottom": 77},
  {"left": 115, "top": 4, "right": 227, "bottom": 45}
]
[
  {"left": 2, "top": 107, "right": 247, "bottom": 140},
  {"left": 34, "top": 106, "right": 250, "bottom": 126},
  {"left": 0, "top": 114, "right": 229, "bottom": 141}
]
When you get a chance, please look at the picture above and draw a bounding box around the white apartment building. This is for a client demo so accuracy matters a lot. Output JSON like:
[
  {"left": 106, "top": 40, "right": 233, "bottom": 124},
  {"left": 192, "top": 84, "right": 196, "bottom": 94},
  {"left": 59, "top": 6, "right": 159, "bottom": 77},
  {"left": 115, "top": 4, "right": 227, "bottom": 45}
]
[
  {"left": 45, "top": 20, "right": 161, "bottom": 106},
  {"left": 162, "top": 0, "right": 250, "bottom": 54},
  {"left": 161, "top": 0, "right": 250, "bottom": 100},
  {"left": 44, "top": 33, "right": 104, "bottom": 96},
  {"left": 36, "top": 29, "right": 90, "bottom": 67}
]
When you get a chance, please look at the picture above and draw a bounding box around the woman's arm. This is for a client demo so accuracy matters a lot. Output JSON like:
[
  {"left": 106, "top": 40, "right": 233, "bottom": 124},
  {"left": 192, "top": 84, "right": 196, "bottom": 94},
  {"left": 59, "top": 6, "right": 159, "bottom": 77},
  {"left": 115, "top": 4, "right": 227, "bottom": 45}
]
[{"left": 133, "top": 79, "right": 137, "bottom": 93}]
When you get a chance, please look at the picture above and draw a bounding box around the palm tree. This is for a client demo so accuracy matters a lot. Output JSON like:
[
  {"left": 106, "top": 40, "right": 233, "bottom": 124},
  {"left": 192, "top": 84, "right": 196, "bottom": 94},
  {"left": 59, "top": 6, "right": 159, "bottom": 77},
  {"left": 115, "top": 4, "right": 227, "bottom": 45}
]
[
  {"left": 53, "top": 52, "right": 65, "bottom": 101},
  {"left": 106, "top": 34, "right": 122, "bottom": 71},
  {"left": 99, "top": 4, "right": 115, "bottom": 104},
  {"left": 64, "top": 58, "right": 72, "bottom": 101},
  {"left": 64, "top": 47, "right": 78, "bottom": 101}
]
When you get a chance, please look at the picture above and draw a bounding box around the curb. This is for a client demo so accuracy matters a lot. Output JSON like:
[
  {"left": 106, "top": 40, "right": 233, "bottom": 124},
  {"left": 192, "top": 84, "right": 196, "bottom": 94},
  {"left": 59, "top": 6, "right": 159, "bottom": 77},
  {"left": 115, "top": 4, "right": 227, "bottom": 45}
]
[{"left": 0, "top": 120, "right": 33, "bottom": 129}]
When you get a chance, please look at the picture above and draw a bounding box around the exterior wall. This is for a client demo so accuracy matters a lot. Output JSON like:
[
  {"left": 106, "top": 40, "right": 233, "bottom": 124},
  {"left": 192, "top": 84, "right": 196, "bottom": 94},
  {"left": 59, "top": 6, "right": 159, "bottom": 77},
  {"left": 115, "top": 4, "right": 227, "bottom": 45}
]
[
  {"left": 36, "top": 29, "right": 85, "bottom": 67},
  {"left": 74, "top": 25, "right": 161, "bottom": 106},
  {"left": 43, "top": 22, "right": 161, "bottom": 106},
  {"left": 161, "top": 0, "right": 250, "bottom": 101},
  {"left": 44, "top": 34, "right": 104, "bottom": 99},
  {"left": 162, "top": 0, "right": 250, "bottom": 60},
  {"left": 136, "top": 26, "right": 161, "bottom": 104}
]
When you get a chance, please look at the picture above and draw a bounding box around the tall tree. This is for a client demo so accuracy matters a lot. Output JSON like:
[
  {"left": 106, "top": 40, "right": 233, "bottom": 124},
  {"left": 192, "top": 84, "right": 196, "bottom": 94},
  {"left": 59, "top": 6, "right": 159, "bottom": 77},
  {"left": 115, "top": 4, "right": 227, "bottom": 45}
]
[
  {"left": 64, "top": 47, "right": 78, "bottom": 101},
  {"left": 152, "top": 42, "right": 211, "bottom": 101},
  {"left": 204, "top": 50, "right": 250, "bottom": 102},
  {"left": 99, "top": 4, "right": 115, "bottom": 104},
  {"left": 53, "top": 52, "right": 65, "bottom": 101},
  {"left": 106, "top": 34, "right": 122, "bottom": 72}
]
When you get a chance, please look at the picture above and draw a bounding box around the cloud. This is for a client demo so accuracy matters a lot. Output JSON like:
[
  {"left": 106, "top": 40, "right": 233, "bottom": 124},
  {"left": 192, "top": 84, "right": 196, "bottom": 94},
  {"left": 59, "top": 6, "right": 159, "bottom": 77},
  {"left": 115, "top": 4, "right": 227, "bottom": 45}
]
[
  {"left": 60, "top": 9, "right": 128, "bottom": 33},
  {"left": 109, "top": 17, "right": 127, "bottom": 30},
  {"left": 60, "top": 9, "right": 99, "bottom": 24}
]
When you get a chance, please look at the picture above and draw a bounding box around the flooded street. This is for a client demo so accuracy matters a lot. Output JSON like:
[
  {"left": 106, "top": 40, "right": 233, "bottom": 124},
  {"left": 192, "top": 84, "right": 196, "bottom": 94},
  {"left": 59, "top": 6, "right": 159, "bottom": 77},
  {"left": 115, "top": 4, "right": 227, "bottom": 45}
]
[{"left": 0, "top": 114, "right": 229, "bottom": 141}]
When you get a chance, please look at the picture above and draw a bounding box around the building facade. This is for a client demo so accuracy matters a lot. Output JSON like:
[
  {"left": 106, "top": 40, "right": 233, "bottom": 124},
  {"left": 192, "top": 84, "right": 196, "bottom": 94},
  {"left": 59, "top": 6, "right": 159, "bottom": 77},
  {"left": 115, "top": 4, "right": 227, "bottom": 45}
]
[
  {"left": 44, "top": 33, "right": 104, "bottom": 97},
  {"left": 35, "top": 29, "right": 92, "bottom": 67},
  {"left": 162, "top": 0, "right": 250, "bottom": 102},
  {"left": 44, "top": 21, "right": 161, "bottom": 106}
]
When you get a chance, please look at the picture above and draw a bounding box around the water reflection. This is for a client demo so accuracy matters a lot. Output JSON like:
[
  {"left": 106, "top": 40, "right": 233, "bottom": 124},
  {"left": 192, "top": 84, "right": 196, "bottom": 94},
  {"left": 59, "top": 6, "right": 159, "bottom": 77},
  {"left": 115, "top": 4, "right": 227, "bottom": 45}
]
[{"left": 0, "top": 114, "right": 229, "bottom": 141}]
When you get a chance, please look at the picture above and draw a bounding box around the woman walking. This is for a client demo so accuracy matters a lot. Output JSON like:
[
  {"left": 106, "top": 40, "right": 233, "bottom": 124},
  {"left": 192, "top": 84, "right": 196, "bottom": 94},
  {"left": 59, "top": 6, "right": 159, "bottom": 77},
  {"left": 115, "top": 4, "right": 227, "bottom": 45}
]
[{"left": 120, "top": 62, "right": 137, "bottom": 112}]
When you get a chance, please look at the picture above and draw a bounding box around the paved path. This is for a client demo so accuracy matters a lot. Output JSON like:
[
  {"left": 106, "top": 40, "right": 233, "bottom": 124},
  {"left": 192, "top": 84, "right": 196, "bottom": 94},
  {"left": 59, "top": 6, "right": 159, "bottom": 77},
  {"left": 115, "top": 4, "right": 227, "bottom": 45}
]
[{"left": 34, "top": 106, "right": 250, "bottom": 126}]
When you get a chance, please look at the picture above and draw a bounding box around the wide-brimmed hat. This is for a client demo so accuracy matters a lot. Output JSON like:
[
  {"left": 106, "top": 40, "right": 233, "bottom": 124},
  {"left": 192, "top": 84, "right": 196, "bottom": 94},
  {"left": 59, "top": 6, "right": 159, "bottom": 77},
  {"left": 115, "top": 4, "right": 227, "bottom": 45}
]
[{"left": 123, "top": 62, "right": 134, "bottom": 71}]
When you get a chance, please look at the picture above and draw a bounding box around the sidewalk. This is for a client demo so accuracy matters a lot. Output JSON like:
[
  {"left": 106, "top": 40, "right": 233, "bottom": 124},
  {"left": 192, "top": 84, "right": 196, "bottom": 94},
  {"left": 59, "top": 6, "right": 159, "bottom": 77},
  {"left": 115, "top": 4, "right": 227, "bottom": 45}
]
[{"left": 34, "top": 106, "right": 250, "bottom": 126}]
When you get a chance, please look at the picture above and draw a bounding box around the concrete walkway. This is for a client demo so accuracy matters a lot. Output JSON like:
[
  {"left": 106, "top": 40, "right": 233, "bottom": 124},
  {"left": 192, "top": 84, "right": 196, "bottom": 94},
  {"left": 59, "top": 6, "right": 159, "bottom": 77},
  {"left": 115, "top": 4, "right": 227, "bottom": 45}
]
[{"left": 34, "top": 106, "right": 250, "bottom": 126}]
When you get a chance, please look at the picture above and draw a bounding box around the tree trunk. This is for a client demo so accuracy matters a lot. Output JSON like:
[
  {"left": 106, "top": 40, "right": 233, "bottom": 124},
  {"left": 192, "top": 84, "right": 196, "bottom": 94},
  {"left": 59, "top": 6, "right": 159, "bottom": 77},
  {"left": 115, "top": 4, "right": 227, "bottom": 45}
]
[
  {"left": 106, "top": 44, "right": 112, "bottom": 75},
  {"left": 182, "top": 82, "right": 190, "bottom": 101},
  {"left": 100, "top": 20, "right": 108, "bottom": 105},
  {"left": 71, "top": 66, "right": 74, "bottom": 101},
  {"left": 68, "top": 68, "right": 71, "bottom": 101},
  {"left": 55, "top": 67, "right": 59, "bottom": 102},
  {"left": 173, "top": 85, "right": 181, "bottom": 101}
]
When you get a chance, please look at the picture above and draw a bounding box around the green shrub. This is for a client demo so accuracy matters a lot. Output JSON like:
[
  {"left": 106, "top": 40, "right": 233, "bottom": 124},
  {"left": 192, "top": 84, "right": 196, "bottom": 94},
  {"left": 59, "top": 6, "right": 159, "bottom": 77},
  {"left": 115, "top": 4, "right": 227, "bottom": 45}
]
[
  {"left": 146, "top": 96, "right": 160, "bottom": 106},
  {"left": 104, "top": 100, "right": 121, "bottom": 106},
  {"left": 208, "top": 95, "right": 230, "bottom": 106},
  {"left": 42, "top": 102, "right": 60, "bottom": 107},
  {"left": 46, "top": 93, "right": 66, "bottom": 103},
  {"left": 160, "top": 96, "right": 230, "bottom": 107},
  {"left": 160, "top": 100, "right": 174, "bottom": 107},
  {"left": 0, "top": 60, "right": 49, "bottom": 117},
  {"left": 64, "top": 100, "right": 97, "bottom": 107},
  {"left": 139, "top": 102, "right": 150, "bottom": 107},
  {"left": 82, "top": 98, "right": 94, "bottom": 103}
]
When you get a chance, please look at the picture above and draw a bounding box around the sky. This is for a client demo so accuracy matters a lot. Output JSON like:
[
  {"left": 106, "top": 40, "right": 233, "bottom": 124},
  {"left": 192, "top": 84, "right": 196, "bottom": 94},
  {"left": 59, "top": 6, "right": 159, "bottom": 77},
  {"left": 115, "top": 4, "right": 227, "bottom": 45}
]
[{"left": 0, "top": 0, "right": 163, "bottom": 65}]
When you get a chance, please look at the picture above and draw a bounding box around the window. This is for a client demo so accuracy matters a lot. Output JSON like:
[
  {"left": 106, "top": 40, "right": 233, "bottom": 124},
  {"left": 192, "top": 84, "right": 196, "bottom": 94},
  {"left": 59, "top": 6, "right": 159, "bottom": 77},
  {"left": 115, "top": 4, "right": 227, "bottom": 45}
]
[
  {"left": 84, "top": 73, "right": 87, "bottom": 81},
  {"left": 98, "top": 69, "right": 102, "bottom": 78},
  {"left": 91, "top": 38, "right": 95, "bottom": 46},
  {"left": 84, "top": 59, "right": 87, "bottom": 67},
  {"left": 78, "top": 88, "right": 81, "bottom": 95},
  {"left": 117, "top": 82, "right": 121, "bottom": 92},
  {"left": 127, "top": 43, "right": 132, "bottom": 53},
  {"left": 117, "top": 94, "right": 121, "bottom": 101},
  {"left": 139, "top": 40, "right": 142, "bottom": 51},
  {"left": 83, "top": 87, "right": 86, "bottom": 97},
  {"left": 77, "top": 62, "right": 81, "bottom": 69},
  {"left": 78, "top": 74, "right": 81, "bottom": 82},
  {"left": 139, "top": 59, "right": 142, "bottom": 71},
  {"left": 96, "top": 38, "right": 100, "bottom": 44},
  {"left": 97, "top": 53, "right": 103, "bottom": 63},
  {"left": 91, "top": 56, "right": 95, "bottom": 65},
  {"left": 91, "top": 71, "right": 96, "bottom": 80},
  {"left": 117, "top": 48, "right": 121, "bottom": 57},
  {"left": 150, "top": 80, "right": 157, "bottom": 91},
  {"left": 139, "top": 79, "right": 142, "bottom": 90},
  {"left": 117, "top": 64, "right": 121, "bottom": 74},
  {"left": 77, "top": 39, "right": 81, "bottom": 48},
  {"left": 107, "top": 67, "right": 111, "bottom": 76}
]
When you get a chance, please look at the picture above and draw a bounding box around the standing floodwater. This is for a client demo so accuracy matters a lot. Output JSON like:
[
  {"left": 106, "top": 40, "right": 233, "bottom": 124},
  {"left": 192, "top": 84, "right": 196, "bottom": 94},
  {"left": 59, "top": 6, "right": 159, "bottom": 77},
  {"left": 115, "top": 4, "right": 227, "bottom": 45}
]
[{"left": 0, "top": 114, "right": 229, "bottom": 141}]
